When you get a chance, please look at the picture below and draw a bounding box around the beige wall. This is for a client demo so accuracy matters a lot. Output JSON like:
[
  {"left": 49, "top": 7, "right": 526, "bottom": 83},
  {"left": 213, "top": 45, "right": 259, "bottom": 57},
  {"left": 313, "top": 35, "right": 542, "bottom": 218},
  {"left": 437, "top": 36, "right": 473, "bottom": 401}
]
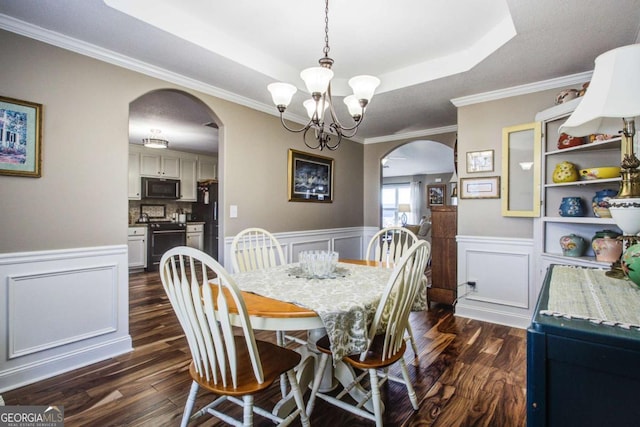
[
  {"left": 456, "top": 88, "right": 572, "bottom": 238},
  {"left": 363, "top": 133, "right": 457, "bottom": 227},
  {"left": 0, "top": 30, "right": 364, "bottom": 254}
]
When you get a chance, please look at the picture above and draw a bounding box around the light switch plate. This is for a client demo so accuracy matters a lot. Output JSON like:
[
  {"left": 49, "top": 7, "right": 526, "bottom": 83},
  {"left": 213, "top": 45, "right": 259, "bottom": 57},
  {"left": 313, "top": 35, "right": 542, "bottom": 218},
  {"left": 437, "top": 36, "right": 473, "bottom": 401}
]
[{"left": 230, "top": 205, "right": 238, "bottom": 218}]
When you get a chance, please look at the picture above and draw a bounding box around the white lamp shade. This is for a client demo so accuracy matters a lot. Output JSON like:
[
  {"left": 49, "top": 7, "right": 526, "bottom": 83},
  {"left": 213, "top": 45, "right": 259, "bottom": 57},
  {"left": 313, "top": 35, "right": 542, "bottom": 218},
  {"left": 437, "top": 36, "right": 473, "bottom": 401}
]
[
  {"left": 348, "top": 75, "right": 381, "bottom": 102},
  {"left": 300, "top": 67, "right": 334, "bottom": 95},
  {"left": 343, "top": 95, "right": 363, "bottom": 116},
  {"left": 398, "top": 203, "right": 411, "bottom": 213},
  {"left": 559, "top": 44, "right": 640, "bottom": 136},
  {"left": 267, "top": 82, "right": 297, "bottom": 107},
  {"left": 303, "top": 99, "right": 329, "bottom": 119}
]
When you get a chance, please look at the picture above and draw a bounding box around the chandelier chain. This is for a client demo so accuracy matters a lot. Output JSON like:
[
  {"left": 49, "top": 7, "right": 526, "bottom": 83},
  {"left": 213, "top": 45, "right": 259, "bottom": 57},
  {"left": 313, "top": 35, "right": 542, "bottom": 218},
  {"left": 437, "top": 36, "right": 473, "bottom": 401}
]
[{"left": 323, "top": 0, "right": 330, "bottom": 59}]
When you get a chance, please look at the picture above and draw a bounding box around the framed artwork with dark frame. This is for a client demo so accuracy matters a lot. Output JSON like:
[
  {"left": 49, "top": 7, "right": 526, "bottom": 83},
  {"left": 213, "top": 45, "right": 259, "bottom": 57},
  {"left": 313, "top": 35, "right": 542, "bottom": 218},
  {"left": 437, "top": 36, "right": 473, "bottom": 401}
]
[
  {"left": 288, "top": 149, "right": 334, "bottom": 202},
  {"left": 427, "top": 184, "right": 446, "bottom": 207},
  {"left": 0, "top": 96, "right": 42, "bottom": 177}
]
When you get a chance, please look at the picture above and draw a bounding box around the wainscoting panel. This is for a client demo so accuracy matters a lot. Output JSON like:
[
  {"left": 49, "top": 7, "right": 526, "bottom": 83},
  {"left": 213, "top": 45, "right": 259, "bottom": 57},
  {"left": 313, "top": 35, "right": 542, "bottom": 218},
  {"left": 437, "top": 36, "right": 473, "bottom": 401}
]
[
  {"left": 224, "top": 227, "right": 377, "bottom": 269},
  {"left": 455, "top": 235, "right": 535, "bottom": 329},
  {"left": 0, "top": 246, "right": 131, "bottom": 393},
  {"left": 8, "top": 265, "right": 118, "bottom": 359}
]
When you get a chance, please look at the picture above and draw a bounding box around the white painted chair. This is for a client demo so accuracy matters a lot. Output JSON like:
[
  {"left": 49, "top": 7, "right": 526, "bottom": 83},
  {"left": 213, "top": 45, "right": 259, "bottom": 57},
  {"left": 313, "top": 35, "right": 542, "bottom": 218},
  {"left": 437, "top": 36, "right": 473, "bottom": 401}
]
[
  {"left": 230, "top": 227, "right": 305, "bottom": 397},
  {"left": 307, "top": 241, "right": 431, "bottom": 426},
  {"left": 230, "top": 227, "right": 286, "bottom": 274},
  {"left": 159, "top": 246, "right": 310, "bottom": 427},
  {"left": 365, "top": 226, "right": 422, "bottom": 357}
]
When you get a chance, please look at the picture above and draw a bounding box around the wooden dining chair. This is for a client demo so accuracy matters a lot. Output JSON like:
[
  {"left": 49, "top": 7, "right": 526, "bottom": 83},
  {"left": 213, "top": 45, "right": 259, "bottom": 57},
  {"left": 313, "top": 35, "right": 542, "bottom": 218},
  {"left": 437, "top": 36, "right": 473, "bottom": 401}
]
[
  {"left": 365, "top": 226, "right": 421, "bottom": 357},
  {"left": 307, "top": 240, "right": 431, "bottom": 426},
  {"left": 159, "top": 246, "right": 310, "bottom": 427}
]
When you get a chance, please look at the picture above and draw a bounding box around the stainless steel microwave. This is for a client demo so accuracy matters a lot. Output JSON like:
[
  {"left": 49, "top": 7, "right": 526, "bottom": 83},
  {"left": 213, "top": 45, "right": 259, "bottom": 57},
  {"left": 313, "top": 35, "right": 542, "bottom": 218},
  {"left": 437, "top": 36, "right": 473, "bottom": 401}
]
[{"left": 141, "top": 177, "right": 180, "bottom": 199}]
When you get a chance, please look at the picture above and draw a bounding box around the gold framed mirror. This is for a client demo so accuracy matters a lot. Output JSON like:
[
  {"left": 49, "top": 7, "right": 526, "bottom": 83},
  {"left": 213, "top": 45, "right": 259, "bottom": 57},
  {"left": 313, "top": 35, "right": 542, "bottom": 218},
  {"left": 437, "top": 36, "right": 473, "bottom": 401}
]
[{"left": 501, "top": 122, "right": 542, "bottom": 217}]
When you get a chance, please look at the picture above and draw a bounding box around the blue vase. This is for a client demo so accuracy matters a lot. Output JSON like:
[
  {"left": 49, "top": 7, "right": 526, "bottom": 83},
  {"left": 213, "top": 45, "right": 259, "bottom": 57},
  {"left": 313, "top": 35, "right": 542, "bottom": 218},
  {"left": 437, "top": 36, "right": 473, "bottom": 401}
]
[
  {"left": 592, "top": 189, "right": 617, "bottom": 218},
  {"left": 559, "top": 196, "right": 584, "bottom": 217}
]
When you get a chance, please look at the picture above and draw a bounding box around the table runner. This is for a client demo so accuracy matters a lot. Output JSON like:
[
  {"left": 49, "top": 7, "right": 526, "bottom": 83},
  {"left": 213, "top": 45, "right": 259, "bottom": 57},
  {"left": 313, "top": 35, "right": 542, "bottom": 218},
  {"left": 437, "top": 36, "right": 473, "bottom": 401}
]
[
  {"left": 541, "top": 265, "right": 640, "bottom": 330},
  {"left": 232, "top": 262, "right": 421, "bottom": 361}
]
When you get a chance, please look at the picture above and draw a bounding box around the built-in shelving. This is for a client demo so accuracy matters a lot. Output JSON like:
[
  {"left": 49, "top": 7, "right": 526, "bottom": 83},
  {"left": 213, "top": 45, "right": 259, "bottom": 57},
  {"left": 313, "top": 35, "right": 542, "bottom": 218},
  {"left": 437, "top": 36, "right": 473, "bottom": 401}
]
[{"left": 533, "top": 96, "right": 623, "bottom": 281}]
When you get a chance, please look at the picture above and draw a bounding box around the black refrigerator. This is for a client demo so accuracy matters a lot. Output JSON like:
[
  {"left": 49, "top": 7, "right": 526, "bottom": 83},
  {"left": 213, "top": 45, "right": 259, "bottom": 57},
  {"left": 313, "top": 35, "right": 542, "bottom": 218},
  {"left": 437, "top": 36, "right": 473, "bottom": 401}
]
[{"left": 191, "top": 181, "right": 219, "bottom": 259}]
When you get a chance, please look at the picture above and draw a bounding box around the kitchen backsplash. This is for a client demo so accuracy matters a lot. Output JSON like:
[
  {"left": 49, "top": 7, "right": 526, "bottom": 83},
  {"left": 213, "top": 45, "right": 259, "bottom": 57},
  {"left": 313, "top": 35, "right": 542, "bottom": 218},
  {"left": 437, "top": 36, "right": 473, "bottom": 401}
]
[{"left": 129, "top": 199, "right": 193, "bottom": 223}]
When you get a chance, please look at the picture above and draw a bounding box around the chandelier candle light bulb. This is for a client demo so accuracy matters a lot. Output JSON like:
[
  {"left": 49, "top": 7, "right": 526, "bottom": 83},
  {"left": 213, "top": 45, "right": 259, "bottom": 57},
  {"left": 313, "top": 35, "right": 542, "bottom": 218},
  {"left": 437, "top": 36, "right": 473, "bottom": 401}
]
[{"left": 266, "top": 0, "right": 380, "bottom": 151}]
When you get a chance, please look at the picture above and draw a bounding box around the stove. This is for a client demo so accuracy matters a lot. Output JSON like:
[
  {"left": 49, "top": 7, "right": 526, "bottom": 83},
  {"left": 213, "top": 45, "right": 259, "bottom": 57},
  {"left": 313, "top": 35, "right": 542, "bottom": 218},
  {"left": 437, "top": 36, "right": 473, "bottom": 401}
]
[
  {"left": 148, "top": 220, "right": 187, "bottom": 230},
  {"left": 146, "top": 221, "right": 186, "bottom": 271}
]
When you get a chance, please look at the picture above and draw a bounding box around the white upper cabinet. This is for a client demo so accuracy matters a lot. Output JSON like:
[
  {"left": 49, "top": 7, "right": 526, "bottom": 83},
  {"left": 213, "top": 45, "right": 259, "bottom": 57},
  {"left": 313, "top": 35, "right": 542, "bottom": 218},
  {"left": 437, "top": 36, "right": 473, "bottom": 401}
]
[
  {"left": 197, "top": 155, "right": 217, "bottom": 181},
  {"left": 140, "top": 152, "right": 180, "bottom": 178}
]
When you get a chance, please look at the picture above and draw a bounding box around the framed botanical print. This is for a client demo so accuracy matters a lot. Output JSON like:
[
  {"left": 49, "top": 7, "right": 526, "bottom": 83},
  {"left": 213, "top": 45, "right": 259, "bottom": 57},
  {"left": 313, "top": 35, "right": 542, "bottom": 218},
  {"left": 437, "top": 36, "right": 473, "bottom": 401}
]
[
  {"left": 466, "top": 149, "right": 494, "bottom": 173},
  {"left": 0, "top": 96, "right": 42, "bottom": 177},
  {"left": 288, "top": 149, "right": 334, "bottom": 202}
]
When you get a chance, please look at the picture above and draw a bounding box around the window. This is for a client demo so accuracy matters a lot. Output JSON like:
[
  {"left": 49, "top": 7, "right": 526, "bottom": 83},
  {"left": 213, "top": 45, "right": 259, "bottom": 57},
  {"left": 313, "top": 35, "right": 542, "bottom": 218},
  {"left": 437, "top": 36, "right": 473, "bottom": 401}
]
[{"left": 382, "top": 183, "right": 411, "bottom": 227}]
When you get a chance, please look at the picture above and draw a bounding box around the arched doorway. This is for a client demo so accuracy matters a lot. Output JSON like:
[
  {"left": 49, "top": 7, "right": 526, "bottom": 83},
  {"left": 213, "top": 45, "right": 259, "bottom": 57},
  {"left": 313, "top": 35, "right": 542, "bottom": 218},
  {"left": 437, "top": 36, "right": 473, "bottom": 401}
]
[
  {"left": 380, "top": 140, "right": 454, "bottom": 227},
  {"left": 128, "top": 89, "right": 223, "bottom": 263}
]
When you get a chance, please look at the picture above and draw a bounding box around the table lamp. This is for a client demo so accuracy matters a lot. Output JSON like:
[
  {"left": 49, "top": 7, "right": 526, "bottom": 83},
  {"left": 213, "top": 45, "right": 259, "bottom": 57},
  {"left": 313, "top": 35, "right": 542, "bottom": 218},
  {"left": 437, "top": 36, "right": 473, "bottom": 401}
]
[
  {"left": 559, "top": 43, "right": 640, "bottom": 277},
  {"left": 398, "top": 203, "right": 411, "bottom": 226}
]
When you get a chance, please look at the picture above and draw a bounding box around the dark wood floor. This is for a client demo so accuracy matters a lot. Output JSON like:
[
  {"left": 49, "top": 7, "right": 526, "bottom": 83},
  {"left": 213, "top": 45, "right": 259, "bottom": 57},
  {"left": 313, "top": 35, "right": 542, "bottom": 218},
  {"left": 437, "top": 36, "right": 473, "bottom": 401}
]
[{"left": 3, "top": 270, "right": 527, "bottom": 426}]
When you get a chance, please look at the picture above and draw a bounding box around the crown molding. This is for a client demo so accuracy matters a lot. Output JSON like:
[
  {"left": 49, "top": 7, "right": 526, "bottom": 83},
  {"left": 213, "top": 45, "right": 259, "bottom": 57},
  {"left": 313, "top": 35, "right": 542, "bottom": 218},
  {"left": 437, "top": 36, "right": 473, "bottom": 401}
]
[
  {"left": 364, "top": 125, "right": 458, "bottom": 145},
  {"left": 450, "top": 71, "right": 593, "bottom": 107},
  {"left": 0, "top": 13, "right": 313, "bottom": 126}
]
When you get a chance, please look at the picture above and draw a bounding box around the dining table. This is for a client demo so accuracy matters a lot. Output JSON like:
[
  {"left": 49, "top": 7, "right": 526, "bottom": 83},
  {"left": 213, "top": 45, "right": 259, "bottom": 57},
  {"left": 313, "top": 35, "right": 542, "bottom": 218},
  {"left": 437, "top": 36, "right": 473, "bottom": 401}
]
[{"left": 222, "top": 258, "right": 428, "bottom": 416}]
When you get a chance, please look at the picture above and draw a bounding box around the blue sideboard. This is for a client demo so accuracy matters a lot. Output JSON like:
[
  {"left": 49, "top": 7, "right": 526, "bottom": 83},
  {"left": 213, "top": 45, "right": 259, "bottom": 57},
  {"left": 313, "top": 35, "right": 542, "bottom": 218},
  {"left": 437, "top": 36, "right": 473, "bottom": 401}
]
[{"left": 527, "top": 265, "right": 640, "bottom": 426}]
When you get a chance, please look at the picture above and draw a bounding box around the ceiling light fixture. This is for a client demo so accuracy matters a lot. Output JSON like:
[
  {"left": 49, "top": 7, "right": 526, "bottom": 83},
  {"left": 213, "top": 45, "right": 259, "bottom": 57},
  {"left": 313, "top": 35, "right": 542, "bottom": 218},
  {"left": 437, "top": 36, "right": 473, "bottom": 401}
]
[
  {"left": 142, "top": 129, "right": 169, "bottom": 149},
  {"left": 267, "top": 0, "right": 380, "bottom": 151}
]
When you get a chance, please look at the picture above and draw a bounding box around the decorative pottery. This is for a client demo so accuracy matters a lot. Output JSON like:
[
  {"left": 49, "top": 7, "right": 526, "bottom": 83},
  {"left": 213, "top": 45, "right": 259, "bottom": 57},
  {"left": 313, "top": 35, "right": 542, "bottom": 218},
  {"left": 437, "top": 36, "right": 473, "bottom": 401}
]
[
  {"left": 560, "top": 234, "right": 587, "bottom": 257},
  {"left": 591, "top": 230, "right": 622, "bottom": 263},
  {"left": 621, "top": 244, "right": 640, "bottom": 287},
  {"left": 559, "top": 196, "right": 585, "bottom": 217},
  {"left": 555, "top": 89, "right": 579, "bottom": 105},
  {"left": 579, "top": 166, "right": 621, "bottom": 180},
  {"left": 557, "top": 133, "right": 586, "bottom": 150},
  {"left": 592, "top": 189, "right": 617, "bottom": 218},
  {"left": 608, "top": 197, "right": 640, "bottom": 236},
  {"left": 552, "top": 161, "right": 579, "bottom": 183}
]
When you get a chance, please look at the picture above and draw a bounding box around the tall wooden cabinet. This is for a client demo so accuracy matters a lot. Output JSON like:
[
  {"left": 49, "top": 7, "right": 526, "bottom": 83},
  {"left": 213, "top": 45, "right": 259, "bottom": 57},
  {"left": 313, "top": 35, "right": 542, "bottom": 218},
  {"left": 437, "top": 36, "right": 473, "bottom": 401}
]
[{"left": 429, "top": 206, "right": 457, "bottom": 305}]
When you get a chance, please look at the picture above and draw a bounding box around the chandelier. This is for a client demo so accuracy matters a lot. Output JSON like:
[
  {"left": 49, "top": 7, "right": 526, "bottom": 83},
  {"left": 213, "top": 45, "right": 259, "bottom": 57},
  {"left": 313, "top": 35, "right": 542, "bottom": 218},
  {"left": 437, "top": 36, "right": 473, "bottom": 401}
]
[
  {"left": 142, "top": 129, "right": 169, "bottom": 149},
  {"left": 267, "top": 0, "right": 380, "bottom": 151}
]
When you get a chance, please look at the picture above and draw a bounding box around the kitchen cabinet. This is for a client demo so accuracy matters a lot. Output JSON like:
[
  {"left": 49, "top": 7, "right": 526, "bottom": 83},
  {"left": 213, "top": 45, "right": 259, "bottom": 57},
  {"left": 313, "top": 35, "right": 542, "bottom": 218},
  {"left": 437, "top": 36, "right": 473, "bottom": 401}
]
[
  {"left": 140, "top": 152, "right": 180, "bottom": 178},
  {"left": 428, "top": 205, "right": 457, "bottom": 306},
  {"left": 128, "top": 226, "right": 147, "bottom": 269},
  {"left": 180, "top": 157, "right": 197, "bottom": 201},
  {"left": 533, "top": 97, "right": 622, "bottom": 286},
  {"left": 527, "top": 265, "right": 640, "bottom": 426},
  {"left": 128, "top": 151, "right": 141, "bottom": 200},
  {"left": 198, "top": 155, "right": 217, "bottom": 181},
  {"left": 186, "top": 223, "right": 204, "bottom": 251}
]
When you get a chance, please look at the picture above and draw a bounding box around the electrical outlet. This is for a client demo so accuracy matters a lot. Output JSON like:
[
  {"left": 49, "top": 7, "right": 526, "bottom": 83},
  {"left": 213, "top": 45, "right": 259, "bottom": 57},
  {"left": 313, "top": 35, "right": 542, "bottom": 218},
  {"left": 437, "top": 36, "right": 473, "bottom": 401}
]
[{"left": 467, "top": 280, "right": 478, "bottom": 292}]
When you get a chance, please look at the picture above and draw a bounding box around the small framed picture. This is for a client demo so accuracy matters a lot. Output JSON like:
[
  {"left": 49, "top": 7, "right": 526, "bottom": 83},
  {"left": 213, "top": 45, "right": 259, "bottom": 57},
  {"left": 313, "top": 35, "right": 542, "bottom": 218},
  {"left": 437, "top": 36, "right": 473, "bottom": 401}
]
[
  {"left": 466, "top": 149, "right": 494, "bottom": 173},
  {"left": 460, "top": 176, "right": 501, "bottom": 199},
  {"left": 0, "top": 96, "right": 43, "bottom": 177},
  {"left": 288, "top": 149, "right": 334, "bottom": 202},
  {"left": 426, "top": 184, "right": 446, "bottom": 207}
]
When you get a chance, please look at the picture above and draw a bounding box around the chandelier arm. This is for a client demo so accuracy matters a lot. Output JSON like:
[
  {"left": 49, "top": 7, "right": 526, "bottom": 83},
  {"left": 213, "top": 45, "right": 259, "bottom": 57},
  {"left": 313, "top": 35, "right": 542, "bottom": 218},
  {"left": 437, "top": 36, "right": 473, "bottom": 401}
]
[
  {"left": 279, "top": 113, "right": 314, "bottom": 134},
  {"left": 322, "top": 86, "right": 362, "bottom": 135},
  {"left": 303, "top": 127, "right": 323, "bottom": 150}
]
